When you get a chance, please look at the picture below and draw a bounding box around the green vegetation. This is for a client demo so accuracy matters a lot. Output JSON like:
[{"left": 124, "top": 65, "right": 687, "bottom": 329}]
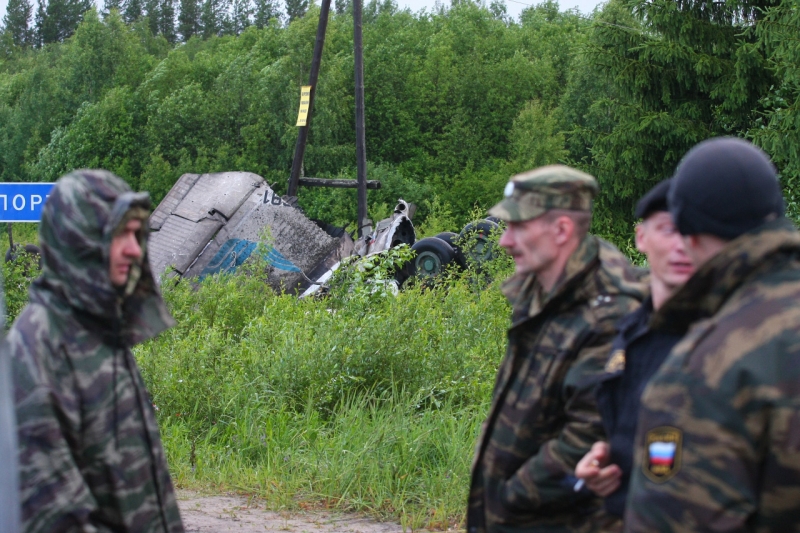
[
  {"left": 1, "top": 222, "right": 40, "bottom": 324},
  {"left": 1, "top": 0, "right": 799, "bottom": 526},
  {"left": 137, "top": 259, "right": 512, "bottom": 527},
  {"left": 1, "top": 0, "right": 797, "bottom": 240}
]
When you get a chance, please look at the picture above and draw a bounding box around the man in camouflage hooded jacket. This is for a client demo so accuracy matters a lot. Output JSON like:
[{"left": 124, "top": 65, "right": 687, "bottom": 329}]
[
  {"left": 6, "top": 170, "right": 184, "bottom": 532},
  {"left": 468, "top": 165, "right": 645, "bottom": 533},
  {"left": 625, "top": 138, "right": 800, "bottom": 531}
]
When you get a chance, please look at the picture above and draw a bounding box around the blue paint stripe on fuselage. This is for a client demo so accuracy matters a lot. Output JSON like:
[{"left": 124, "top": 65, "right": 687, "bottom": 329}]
[{"left": 199, "top": 239, "right": 301, "bottom": 280}]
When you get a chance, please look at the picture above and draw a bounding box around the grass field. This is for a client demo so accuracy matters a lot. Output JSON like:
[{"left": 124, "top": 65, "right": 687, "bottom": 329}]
[{"left": 135, "top": 263, "right": 512, "bottom": 529}]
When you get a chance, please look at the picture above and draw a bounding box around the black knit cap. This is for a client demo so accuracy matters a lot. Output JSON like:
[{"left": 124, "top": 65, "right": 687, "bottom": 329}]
[
  {"left": 635, "top": 179, "right": 671, "bottom": 220},
  {"left": 669, "top": 137, "right": 784, "bottom": 239}
]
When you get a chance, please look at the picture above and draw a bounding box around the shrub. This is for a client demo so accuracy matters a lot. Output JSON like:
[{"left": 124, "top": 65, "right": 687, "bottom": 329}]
[{"left": 134, "top": 254, "right": 512, "bottom": 525}]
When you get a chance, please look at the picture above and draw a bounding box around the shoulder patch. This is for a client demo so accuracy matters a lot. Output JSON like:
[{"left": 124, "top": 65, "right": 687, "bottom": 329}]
[
  {"left": 643, "top": 426, "right": 682, "bottom": 483},
  {"left": 605, "top": 349, "right": 625, "bottom": 373}
]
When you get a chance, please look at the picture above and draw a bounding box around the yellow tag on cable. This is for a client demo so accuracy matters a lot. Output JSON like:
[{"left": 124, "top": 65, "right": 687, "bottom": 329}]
[{"left": 296, "top": 85, "right": 312, "bottom": 127}]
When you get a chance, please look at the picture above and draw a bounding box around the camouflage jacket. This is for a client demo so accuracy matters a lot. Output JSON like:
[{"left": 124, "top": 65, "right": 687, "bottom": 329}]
[
  {"left": 1, "top": 269, "right": 21, "bottom": 533},
  {"left": 6, "top": 170, "right": 183, "bottom": 532},
  {"left": 468, "top": 235, "right": 645, "bottom": 533},
  {"left": 624, "top": 218, "right": 800, "bottom": 533}
]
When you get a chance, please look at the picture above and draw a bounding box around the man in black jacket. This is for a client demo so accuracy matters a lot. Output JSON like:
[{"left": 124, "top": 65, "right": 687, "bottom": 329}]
[{"left": 573, "top": 180, "right": 694, "bottom": 523}]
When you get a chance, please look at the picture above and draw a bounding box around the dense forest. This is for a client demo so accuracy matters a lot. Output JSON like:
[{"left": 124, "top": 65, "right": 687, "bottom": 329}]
[{"left": 0, "top": 0, "right": 798, "bottom": 244}]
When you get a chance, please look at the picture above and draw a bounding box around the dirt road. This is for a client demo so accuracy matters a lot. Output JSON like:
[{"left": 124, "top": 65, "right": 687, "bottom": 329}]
[{"left": 178, "top": 491, "right": 408, "bottom": 533}]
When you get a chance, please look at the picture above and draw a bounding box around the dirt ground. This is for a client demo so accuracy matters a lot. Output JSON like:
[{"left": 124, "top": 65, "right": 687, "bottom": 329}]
[{"left": 178, "top": 491, "right": 409, "bottom": 533}]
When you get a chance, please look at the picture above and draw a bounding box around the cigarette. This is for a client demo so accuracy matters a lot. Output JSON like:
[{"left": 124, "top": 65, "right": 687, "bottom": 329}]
[{"left": 573, "top": 479, "right": 585, "bottom": 492}]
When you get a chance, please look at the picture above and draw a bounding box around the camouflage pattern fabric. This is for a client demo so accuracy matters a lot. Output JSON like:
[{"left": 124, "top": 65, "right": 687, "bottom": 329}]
[
  {"left": 625, "top": 217, "right": 800, "bottom": 532},
  {"left": 488, "top": 165, "right": 599, "bottom": 222},
  {"left": 468, "top": 235, "right": 645, "bottom": 533},
  {"left": 0, "top": 268, "right": 21, "bottom": 533},
  {"left": 5, "top": 170, "right": 183, "bottom": 532}
]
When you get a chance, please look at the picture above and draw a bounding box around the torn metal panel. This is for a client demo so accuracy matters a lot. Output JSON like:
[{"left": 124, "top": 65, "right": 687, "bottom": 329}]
[
  {"left": 148, "top": 215, "right": 224, "bottom": 276},
  {"left": 354, "top": 199, "right": 415, "bottom": 257},
  {"left": 149, "top": 173, "right": 200, "bottom": 231},
  {"left": 172, "top": 172, "right": 262, "bottom": 222},
  {"left": 183, "top": 185, "right": 341, "bottom": 292},
  {"left": 148, "top": 172, "right": 346, "bottom": 294}
]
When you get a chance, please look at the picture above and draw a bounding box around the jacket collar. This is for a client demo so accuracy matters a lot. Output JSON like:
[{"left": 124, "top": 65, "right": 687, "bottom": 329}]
[
  {"left": 651, "top": 217, "right": 800, "bottom": 333},
  {"left": 502, "top": 235, "right": 600, "bottom": 322},
  {"left": 617, "top": 295, "right": 653, "bottom": 336}
]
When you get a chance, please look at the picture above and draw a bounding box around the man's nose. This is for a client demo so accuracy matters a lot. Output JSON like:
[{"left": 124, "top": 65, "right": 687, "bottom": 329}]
[
  {"left": 499, "top": 229, "right": 514, "bottom": 248},
  {"left": 124, "top": 234, "right": 142, "bottom": 259}
]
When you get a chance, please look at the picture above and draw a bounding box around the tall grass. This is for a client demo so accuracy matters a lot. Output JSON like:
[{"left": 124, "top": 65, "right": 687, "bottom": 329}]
[{"left": 135, "top": 268, "right": 511, "bottom": 527}]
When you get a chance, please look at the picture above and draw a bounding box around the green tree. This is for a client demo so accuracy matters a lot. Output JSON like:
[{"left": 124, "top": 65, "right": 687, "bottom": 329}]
[
  {"left": 158, "top": 0, "right": 177, "bottom": 41},
  {"left": 0, "top": 1, "right": 597, "bottom": 230},
  {"left": 507, "top": 99, "right": 566, "bottom": 173},
  {"left": 229, "top": 0, "right": 252, "bottom": 33},
  {"left": 123, "top": 0, "right": 144, "bottom": 22},
  {"left": 284, "top": 0, "right": 308, "bottom": 22},
  {"left": 750, "top": 0, "right": 800, "bottom": 217},
  {"left": 177, "top": 0, "right": 201, "bottom": 38},
  {"left": 3, "top": 0, "right": 34, "bottom": 46},
  {"left": 102, "top": 0, "right": 124, "bottom": 17},
  {"left": 201, "top": 0, "right": 228, "bottom": 36},
  {"left": 35, "top": 0, "right": 94, "bottom": 43},
  {"left": 144, "top": 0, "right": 160, "bottom": 32},
  {"left": 33, "top": 0, "right": 45, "bottom": 44},
  {"left": 334, "top": 0, "right": 350, "bottom": 15},
  {"left": 253, "top": 0, "right": 280, "bottom": 26},
  {"left": 575, "top": 0, "right": 777, "bottom": 237}
]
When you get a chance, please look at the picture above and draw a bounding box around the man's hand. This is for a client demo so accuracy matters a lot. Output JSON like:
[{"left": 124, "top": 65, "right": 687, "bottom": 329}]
[{"left": 574, "top": 441, "right": 622, "bottom": 497}]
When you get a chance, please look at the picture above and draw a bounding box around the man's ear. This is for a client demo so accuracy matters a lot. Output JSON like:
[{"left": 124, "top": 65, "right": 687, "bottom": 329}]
[
  {"left": 634, "top": 222, "right": 647, "bottom": 254},
  {"left": 553, "top": 215, "right": 575, "bottom": 246}
]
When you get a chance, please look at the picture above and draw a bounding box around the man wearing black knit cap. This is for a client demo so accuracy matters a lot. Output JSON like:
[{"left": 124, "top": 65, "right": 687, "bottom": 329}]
[
  {"left": 574, "top": 178, "right": 694, "bottom": 529},
  {"left": 625, "top": 137, "right": 800, "bottom": 532}
]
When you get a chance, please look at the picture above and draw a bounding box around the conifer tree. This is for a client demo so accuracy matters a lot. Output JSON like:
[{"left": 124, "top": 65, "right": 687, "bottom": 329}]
[
  {"left": 284, "top": 0, "right": 307, "bottom": 22},
  {"left": 3, "top": 0, "right": 34, "bottom": 46},
  {"left": 334, "top": 0, "right": 350, "bottom": 15},
  {"left": 34, "top": 0, "right": 93, "bottom": 44},
  {"left": 253, "top": 0, "right": 279, "bottom": 26},
  {"left": 200, "top": 0, "right": 227, "bottom": 36},
  {"left": 33, "top": 0, "right": 45, "bottom": 45},
  {"left": 102, "top": 0, "right": 124, "bottom": 17},
  {"left": 177, "top": 0, "right": 201, "bottom": 39},
  {"left": 229, "top": 0, "right": 252, "bottom": 33},
  {"left": 159, "top": 0, "right": 176, "bottom": 41},
  {"left": 579, "top": 0, "right": 777, "bottom": 226},
  {"left": 750, "top": 0, "right": 800, "bottom": 206},
  {"left": 123, "top": 0, "right": 143, "bottom": 22},
  {"left": 144, "top": 0, "right": 160, "bottom": 33}
]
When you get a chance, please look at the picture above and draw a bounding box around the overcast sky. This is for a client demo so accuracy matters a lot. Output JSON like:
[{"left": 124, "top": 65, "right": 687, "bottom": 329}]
[{"left": 0, "top": 0, "right": 604, "bottom": 27}]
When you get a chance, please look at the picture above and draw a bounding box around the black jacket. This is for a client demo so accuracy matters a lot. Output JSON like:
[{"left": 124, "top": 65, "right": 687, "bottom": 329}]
[{"left": 594, "top": 297, "right": 683, "bottom": 517}]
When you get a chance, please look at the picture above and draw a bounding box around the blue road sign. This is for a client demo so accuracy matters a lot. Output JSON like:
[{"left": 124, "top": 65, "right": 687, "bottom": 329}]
[{"left": 0, "top": 183, "right": 55, "bottom": 223}]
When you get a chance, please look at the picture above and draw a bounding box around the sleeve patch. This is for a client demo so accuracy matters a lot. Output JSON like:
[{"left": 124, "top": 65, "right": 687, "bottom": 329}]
[{"left": 643, "top": 426, "right": 682, "bottom": 483}]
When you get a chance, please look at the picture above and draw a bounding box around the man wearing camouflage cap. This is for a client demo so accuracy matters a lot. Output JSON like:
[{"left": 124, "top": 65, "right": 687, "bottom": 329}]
[
  {"left": 625, "top": 138, "right": 800, "bottom": 532},
  {"left": 468, "top": 165, "right": 645, "bottom": 533},
  {"left": 6, "top": 170, "right": 184, "bottom": 532}
]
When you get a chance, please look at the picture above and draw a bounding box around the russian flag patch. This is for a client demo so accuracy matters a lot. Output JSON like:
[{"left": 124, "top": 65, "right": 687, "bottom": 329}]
[{"left": 643, "top": 426, "right": 682, "bottom": 483}]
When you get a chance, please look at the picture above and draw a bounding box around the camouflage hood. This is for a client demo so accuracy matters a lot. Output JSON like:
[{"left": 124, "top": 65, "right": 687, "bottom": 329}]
[{"left": 31, "top": 170, "right": 175, "bottom": 345}]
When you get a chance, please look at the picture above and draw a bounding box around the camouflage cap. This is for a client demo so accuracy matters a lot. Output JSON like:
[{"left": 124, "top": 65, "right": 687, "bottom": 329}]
[{"left": 488, "top": 165, "right": 599, "bottom": 222}]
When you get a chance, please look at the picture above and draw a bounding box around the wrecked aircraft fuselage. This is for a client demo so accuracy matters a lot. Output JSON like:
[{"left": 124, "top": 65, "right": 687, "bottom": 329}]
[{"left": 148, "top": 172, "right": 416, "bottom": 294}]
